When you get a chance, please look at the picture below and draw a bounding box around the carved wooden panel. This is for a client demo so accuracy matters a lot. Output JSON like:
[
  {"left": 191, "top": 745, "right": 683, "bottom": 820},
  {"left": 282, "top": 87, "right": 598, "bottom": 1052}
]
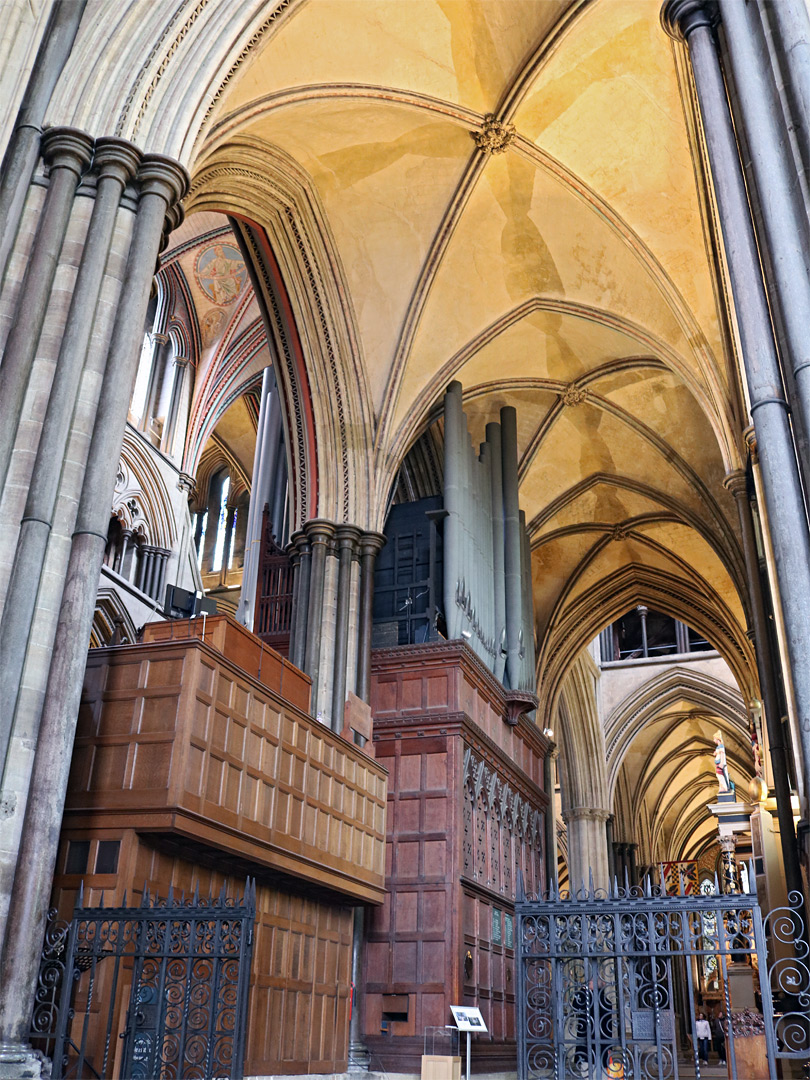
[
  {"left": 51, "top": 831, "right": 354, "bottom": 1075},
  {"left": 364, "top": 642, "right": 548, "bottom": 1073},
  {"left": 72, "top": 635, "right": 387, "bottom": 903}
]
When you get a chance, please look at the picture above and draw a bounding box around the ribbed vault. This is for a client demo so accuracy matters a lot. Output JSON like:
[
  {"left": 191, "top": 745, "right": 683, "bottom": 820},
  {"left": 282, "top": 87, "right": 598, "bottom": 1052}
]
[{"left": 47, "top": 0, "right": 760, "bottom": 726}]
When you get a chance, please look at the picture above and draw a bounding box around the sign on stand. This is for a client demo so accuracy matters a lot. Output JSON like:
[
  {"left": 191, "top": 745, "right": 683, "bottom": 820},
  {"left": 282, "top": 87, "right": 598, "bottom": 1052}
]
[{"left": 449, "top": 1007, "right": 487, "bottom": 1080}]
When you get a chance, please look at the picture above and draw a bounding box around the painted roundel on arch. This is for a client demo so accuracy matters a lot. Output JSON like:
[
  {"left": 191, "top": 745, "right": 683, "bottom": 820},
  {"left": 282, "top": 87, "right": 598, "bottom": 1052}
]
[{"left": 194, "top": 242, "right": 247, "bottom": 306}]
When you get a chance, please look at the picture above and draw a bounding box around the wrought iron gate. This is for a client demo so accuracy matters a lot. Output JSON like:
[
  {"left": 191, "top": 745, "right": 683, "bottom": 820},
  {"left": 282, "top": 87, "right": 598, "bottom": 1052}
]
[
  {"left": 515, "top": 872, "right": 809, "bottom": 1080},
  {"left": 29, "top": 881, "right": 255, "bottom": 1080}
]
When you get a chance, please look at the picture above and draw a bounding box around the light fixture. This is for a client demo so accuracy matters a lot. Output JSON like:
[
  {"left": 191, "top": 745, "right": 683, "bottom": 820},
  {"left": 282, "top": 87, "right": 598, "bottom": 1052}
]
[{"left": 542, "top": 726, "right": 554, "bottom": 739}]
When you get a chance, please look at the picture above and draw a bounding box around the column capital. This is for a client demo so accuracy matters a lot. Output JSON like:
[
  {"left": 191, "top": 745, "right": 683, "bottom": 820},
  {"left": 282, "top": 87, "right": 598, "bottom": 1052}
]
[
  {"left": 92, "top": 137, "right": 141, "bottom": 189},
  {"left": 291, "top": 530, "right": 312, "bottom": 556},
  {"left": 136, "top": 154, "right": 189, "bottom": 208},
  {"left": 661, "top": 0, "right": 718, "bottom": 42},
  {"left": 335, "top": 523, "right": 362, "bottom": 551},
  {"left": 164, "top": 202, "right": 185, "bottom": 232},
  {"left": 723, "top": 469, "right": 748, "bottom": 500},
  {"left": 742, "top": 424, "right": 758, "bottom": 461},
  {"left": 177, "top": 472, "right": 195, "bottom": 495},
  {"left": 304, "top": 518, "right": 337, "bottom": 546},
  {"left": 41, "top": 126, "right": 94, "bottom": 178},
  {"left": 358, "top": 530, "right": 386, "bottom": 558}
]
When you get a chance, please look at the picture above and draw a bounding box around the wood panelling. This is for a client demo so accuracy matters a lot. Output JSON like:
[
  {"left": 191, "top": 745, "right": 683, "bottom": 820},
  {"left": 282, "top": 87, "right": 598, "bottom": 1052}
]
[
  {"left": 364, "top": 642, "right": 548, "bottom": 1073},
  {"left": 51, "top": 832, "right": 354, "bottom": 1076},
  {"left": 70, "top": 635, "right": 387, "bottom": 903},
  {"left": 141, "top": 614, "right": 307, "bottom": 710}
]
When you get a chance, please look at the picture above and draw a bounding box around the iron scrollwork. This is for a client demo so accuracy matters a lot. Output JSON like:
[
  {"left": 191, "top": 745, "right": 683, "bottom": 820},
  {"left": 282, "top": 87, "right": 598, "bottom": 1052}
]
[
  {"left": 29, "top": 882, "right": 255, "bottom": 1080},
  {"left": 515, "top": 872, "right": 810, "bottom": 1079}
]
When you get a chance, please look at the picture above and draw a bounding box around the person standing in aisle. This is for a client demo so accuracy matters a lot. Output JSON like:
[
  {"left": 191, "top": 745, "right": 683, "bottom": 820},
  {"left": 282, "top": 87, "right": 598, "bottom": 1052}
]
[{"left": 695, "top": 1012, "right": 711, "bottom": 1063}]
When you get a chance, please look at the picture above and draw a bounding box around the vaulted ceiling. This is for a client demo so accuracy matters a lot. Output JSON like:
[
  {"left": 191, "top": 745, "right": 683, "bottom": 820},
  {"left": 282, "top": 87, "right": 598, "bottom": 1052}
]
[{"left": 166, "top": 0, "right": 756, "bottom": 709}]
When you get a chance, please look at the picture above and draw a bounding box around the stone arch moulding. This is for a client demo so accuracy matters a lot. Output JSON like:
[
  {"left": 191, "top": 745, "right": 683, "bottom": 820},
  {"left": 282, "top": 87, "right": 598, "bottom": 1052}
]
[
  {"left": 113, "top": 429, "right": 178, "bottom": 550},
  {"left": 187, "top": 139, "right": 374, "bottom": 528},
  {"left": 604, "top": 666, "right": 750, "bottom": 797},
  {"left": 91, "top": 589, "right": 138, "bottom": 649},
  {"left": 193, "top": 442, "right": 250, "bottom": 514},
  {"left": 556, "top": 651, "right": 611, "bottom": 816},
  {"left": 536, "top": 563, "right": 757, "bottom": 725},
  {"left": 46, "top": 1, "right": 303, "bottom": 163}
]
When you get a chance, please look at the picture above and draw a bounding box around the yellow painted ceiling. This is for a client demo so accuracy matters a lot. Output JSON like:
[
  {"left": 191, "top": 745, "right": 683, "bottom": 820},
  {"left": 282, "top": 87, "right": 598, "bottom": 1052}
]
[{"left": 182, "top": 0, "right": 750, "bottom": 689}]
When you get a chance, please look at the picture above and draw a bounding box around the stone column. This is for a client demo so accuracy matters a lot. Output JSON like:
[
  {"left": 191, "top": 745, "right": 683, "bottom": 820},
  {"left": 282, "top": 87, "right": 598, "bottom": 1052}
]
[
  {"left": 347, "top": 905, "right": 370, "bottom": 1071},
  {"left": 636, "top": 604, "right": 649, "bottom": 657},
  {"left": 287, "top": 544, "right": 301, "bottom": 652},
  {"left": 769, "top": 0, "right": 810, "bottom": 179},
  {"left": 605, "top": 814, "right": 615, "bottom": 885},
  {"left": 0, "top": 127, "right": 94, "bottom": 493},
  {"left": 562, "top": 807, "right": 610, "bottom": 894},
  {"left": 663, "top": 0, "right": 810, "bottom": 815},
  {"left": 155, "top": 549, "right": 170, "bottom": 606},
  {"left": 315, "top": 541, "right": 338, "bottom": 721},
  {"left": 356, "top": 532, "right": 386, "bottom": 703},
  {"left": 674, "top": 620, "right": 690, "bottom": 654},
  {"left": 291, "top": 532, "right": 312, "bottom": 671},
  {"left": 345, "top": 549, "right": 361, "bottom": 697},
  {"left": 720, "top": 0, "right": 810, "bottom": 467},
  {"left": 0, "top": 153, "right": 187, "bottom": 1072},
  {"left": 331, "top": 526, "right": 361, "bottom": 731},
  {"left": 114, "top": 529, "right": 132, "bottom": 575},
  {"left": 161, "top": 354, "right": 189, "bottom": 457},
  {"left": 724, "top": 469, "right": 804, "bottom": 902},
  {"left": 142, "top": 331, "right": 171, "bottom": 439},
  {"left": 0, "top": 137, "right": 139, "bottom": 761},
  {"left": 304, "top": 520, "right": 335, "bottom": 707},
  {"left": 0, "top": 0, "right": 88, "bottom": 286}
]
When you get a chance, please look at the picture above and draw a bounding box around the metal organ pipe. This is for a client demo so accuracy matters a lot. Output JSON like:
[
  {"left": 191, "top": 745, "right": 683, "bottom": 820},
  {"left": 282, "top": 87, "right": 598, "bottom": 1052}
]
[
  {"left": 519, "top": 509, "right": 535, "bottom": 692},
  {"left": 487, "top": 421, "right": 506, "bottom": 683},
  {"left": 443, "top": 381, "right": 464, "bottom": 642},
  {"left": 500, "top": 405, "right": 522, "bottom": 691}
]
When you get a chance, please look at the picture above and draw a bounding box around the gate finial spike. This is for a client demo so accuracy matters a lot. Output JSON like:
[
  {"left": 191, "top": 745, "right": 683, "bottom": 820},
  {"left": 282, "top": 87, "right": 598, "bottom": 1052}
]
[
  {"left": 678, "top": 868, "right": 685, "bottom": 897},
  {"left": 644, "top": 874, "right": 652, "bottom": 898},
  {"left": 612, "top": 875, "right": 619, "bottom": 899},
  {"left": 122, "top": 889, "right": 127, "bottom": 907},
  {"left": 659, "top": 863, "right": 666, "bottom": 895},
  {"left": 193, "top": 881, "right": 200, "bottom": 904},
  {"left": 99, "top": 890, "right": 105, "bottom": 908},
  {"left": 142, "top": 880, "right": 149, "bottom": 906},
  {"left": 167, "top": 883, "right": 174, "bottom": 904},
  {"left": 714, "top": 871, "right": 720, "bottom": 895},
  {"left": 516, "top": 869, "right": 525, "bottom": 902},
  {"left": 623, "top": 865, "right": 630, "bottom": 894},
  {"left": 588, "top": 867, "right": 595, "bottom": 898},
  {"left": 76, "top": 881, "right": 84, "bottom": 910},
  {"left": 747, "top": 858, "right": 755, "bottom": 893}
]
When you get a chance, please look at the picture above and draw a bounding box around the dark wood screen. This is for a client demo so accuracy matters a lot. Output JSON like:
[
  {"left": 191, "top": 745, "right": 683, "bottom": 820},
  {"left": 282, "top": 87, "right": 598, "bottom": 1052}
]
[{"left": 254, "top": 504, "right": 293, "bottom": 655}]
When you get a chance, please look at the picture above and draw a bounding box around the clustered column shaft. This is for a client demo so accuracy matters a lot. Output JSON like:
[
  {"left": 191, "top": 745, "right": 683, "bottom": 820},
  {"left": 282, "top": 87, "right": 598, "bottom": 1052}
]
[
  {"left": 0, "top": 135, "right": 140, "bottom": 769},
  {"left": 288, "top": 520, "right": 383, "bottom": 730},
  {"left": 0, "top": 147, "right": 188, "bottom": 1054},
  {"left": 663, "top": 0, "right": 810, "bottom": 816}
]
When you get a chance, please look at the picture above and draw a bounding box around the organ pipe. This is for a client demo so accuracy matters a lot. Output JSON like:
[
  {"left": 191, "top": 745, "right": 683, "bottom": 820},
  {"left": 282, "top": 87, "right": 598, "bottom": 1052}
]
[{"left": 441, "top": 383, "right": 536, "bottom": 690}]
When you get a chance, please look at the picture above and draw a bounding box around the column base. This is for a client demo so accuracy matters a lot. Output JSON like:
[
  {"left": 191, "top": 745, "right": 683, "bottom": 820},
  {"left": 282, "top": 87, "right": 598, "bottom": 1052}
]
[
  {"left": 0, "top": 1043, "right": 48, "bottom": 1079},
  {"left": 348, "top": 1039, "right": 371, "bottom": 1071}
]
